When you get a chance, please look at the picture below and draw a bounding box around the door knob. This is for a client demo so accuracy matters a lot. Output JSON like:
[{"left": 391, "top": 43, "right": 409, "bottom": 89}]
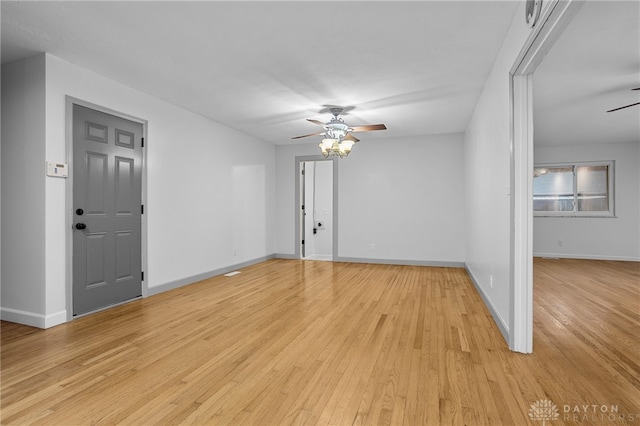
[{"left": 75, "top": 223, "right": 86, "bottom": 230}]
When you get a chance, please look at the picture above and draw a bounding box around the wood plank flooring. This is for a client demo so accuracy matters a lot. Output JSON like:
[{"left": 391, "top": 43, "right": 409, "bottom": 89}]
[{"left": 1, "top": 258, "right": 639, "bottom": 425}]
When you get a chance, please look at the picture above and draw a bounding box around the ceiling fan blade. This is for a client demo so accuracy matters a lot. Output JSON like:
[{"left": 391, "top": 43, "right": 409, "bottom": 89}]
[
  {"left": 291, "top": 131, "right": 325, "bottom": 139},
  {"left": 351, "top": 124, "right": 387, "bottom": 132},
  {"left": 632, "top": 87, "right": 640, "bottom": 91},
  {"left": 343, "top": 134, "right": 360, "bottom": 143},
  {"left": 606, "top": 102, "right": 640, "bottom": 113},
  {"left": 307, "top": 119, "right": 326, "bottom": 126}
]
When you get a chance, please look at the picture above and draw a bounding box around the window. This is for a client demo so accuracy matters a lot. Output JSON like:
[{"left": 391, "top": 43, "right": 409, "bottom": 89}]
[{"left": 533, "top": 161, "right": 614, "bottom": 217}]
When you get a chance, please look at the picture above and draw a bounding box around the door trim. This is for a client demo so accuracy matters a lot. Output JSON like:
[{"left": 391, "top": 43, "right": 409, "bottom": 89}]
[{"left": 65, "top": 96, "right": 148, "bottom": 321}]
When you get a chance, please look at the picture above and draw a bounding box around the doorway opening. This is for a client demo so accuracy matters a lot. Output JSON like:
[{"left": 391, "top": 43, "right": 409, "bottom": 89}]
[
  {"left": 301, "top": 160, "right": 333, "bottom": 260},
  {"left": 295, "top": 156, "right": 337, "bottom": 261},
  {"left": 509, "top": 0, "right": 584, "bottom": 352}
]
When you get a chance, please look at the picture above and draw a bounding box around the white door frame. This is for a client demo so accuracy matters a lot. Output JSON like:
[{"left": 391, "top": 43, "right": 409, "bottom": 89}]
[
  {"left": 65, "top": 96, "right": 149, "bottom": 321},
  {"left": 509, "top": 0, "right": 585, "bottom": 353}
]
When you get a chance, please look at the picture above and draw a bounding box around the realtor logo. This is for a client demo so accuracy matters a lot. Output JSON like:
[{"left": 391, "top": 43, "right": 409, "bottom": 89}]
[{"left": 529, "top": 399, "right": 560, "bottom": 425}]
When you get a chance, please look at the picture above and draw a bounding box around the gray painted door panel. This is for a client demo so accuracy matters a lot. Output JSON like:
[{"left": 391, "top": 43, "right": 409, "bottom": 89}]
[{"left": 73, "top": 105, "right": 142, "bottom": 315}]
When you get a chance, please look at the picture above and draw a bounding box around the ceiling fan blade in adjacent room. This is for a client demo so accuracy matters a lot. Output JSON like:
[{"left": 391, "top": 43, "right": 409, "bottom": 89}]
[
  {"left": 606, "top": 102, "right": 640, "bottom": 113},
  {"left": 307, "top": 119, "right": 326, "bottom": 126},
  {"left": 351, "top": 124, "right": 387, "bottom": 132},
  {"left": 632, "top": 87, "right": 640, "bottom": 90},
  {"left": 343, "top": 134, "right": 360, "bottom": 143},
  {"left": 292, "top": 131, "right": 325, "bottom": 139}
]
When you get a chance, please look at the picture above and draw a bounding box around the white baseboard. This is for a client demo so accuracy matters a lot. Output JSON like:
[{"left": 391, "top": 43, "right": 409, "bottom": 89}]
[
  {"left": 45, "top": 310, "right": 68, "bottom": 328},
  {"left": 1, "top": 307, "right": 67, "bottom": 329},
  {"left": 275, "top": 253, "right": 465, "bottom": 268},
  {"left": 275, "top": 253, "right": 298, "bottom": 260},
  {"left": 147, "top": 254, "right": 276, "bottom": 296},
  {"left": 303, "top": 254, "right": 333, "bottom": 261},
  {"left": 464, "top": 265, "right": 510, "bottom": 345},
  {"left": 335, "top": 256, "right": 465, "bottom": 268},
  {"left": 533, "top": 253, "right": 640, "bottom": 262}
]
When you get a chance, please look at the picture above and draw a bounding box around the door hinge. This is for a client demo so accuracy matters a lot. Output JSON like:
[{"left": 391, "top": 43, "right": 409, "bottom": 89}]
[
  {"left": 141, "top": 271, "right": 145, "bottom": 281},
  {"left": 301, "top": 169, "right": 305, "bottom": 175},
  {"left": 141, "top": 204, "right": 144, "bottom": 214},
  {"left": 302, "top": 240, "right": 305, "bottom": 245},
  {"left": 301, "top": 204, "right": 305, "bottom": 210},
  {"left": 141, "top": 137, "right": 145, "bottom": 147}
]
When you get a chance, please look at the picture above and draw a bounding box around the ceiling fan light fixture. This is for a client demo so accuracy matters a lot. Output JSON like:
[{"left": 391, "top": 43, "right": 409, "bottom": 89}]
[
  {"left": 319, "top": 138, "right": 335, "bottom": 157},
  {"left": 338, "top": 140, "right": 354, "bottom": 157},
  {"left": 320, "top": 138, "right": 336, "bottom": 149},
  {"left": 293, "top": 106, "right": 386, "bottom": 158},
  {"left": 340, "top": 139, "right": 355, "bottom": 151},
  {"left": 319, "top": 137, "right": 354, "bottom": 158},
  {"left": 325, "top": 122, "right": 351, "bottom": 140},
  {"left": 336, "top": 143, "right": 350, "bottom": 158},
  {"left": 326, "top": 129, "right": 343, "bottom": 139}
]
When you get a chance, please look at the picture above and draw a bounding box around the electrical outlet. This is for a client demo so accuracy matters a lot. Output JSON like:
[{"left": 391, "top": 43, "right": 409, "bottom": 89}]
[
  {"left": 233, "top": 249, "right": 237, "bottom": 257},
  {"left": 370, "top": 243, "right": 376, "bottom": 251},
  {"left": 489, "top": 275, "right": 494, "bottom": 288},
  {"left": 557, "top": 240, "right": 563, "bottom": 247}
]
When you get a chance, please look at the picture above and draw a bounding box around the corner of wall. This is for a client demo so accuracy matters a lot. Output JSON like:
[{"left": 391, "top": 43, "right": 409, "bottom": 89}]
[
  {"left": 1, "top": 54, "right": 48, "bottom": 325},
  {"left": 464, "top": 264, "right": 510, "bottom": 343}
]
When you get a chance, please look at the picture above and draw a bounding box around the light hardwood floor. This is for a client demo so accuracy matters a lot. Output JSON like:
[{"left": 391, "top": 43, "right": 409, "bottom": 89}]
[{"left": 2, "top": 258, "right": 639, "bottom": 425}]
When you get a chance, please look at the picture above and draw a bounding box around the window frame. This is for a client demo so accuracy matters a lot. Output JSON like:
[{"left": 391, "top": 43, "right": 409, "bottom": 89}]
[{"left": 533, "top": 160, "right": 615, "bottom": 218}]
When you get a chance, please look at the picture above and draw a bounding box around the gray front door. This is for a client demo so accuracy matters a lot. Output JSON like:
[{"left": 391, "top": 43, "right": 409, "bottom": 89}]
[{"left": 72, "top": 105, "right": 143, "bottom": 315}]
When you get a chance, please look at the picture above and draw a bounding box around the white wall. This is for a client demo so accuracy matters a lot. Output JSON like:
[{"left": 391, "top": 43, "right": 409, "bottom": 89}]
[
  {"left": 276, "top": 133, "right": 466, "bottom": 265},
  {"left": 464, "top": 2, "right": 533, "bottom": 336},
  {"left": 533, "top": 142, "right": 640, "bottom": 261},
  {"left": 1, "top": 53, "right": 276, "bottom": 327},
  {"left": 1, "top": 55, "right": 47, "bottom": 323}
]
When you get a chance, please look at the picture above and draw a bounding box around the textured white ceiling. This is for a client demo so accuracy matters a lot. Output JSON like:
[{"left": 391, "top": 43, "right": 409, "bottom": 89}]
[
  {"left": 534, "top": 1, "right": 640, "bottom": 146},
  {"left": 1, "top": 1, "right": 519, "bottom": 145},
  {"left": 2, "top": 1, "right": 637, "bottom": 147}
]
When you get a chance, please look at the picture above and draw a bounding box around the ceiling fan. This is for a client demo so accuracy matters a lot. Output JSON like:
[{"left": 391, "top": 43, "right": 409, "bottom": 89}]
[
  {"left": 606, "top": 87, "right": 640, "bottom": 113},
  {"left": 292, "top": 107, "right": 386, "bottom": 158}
]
